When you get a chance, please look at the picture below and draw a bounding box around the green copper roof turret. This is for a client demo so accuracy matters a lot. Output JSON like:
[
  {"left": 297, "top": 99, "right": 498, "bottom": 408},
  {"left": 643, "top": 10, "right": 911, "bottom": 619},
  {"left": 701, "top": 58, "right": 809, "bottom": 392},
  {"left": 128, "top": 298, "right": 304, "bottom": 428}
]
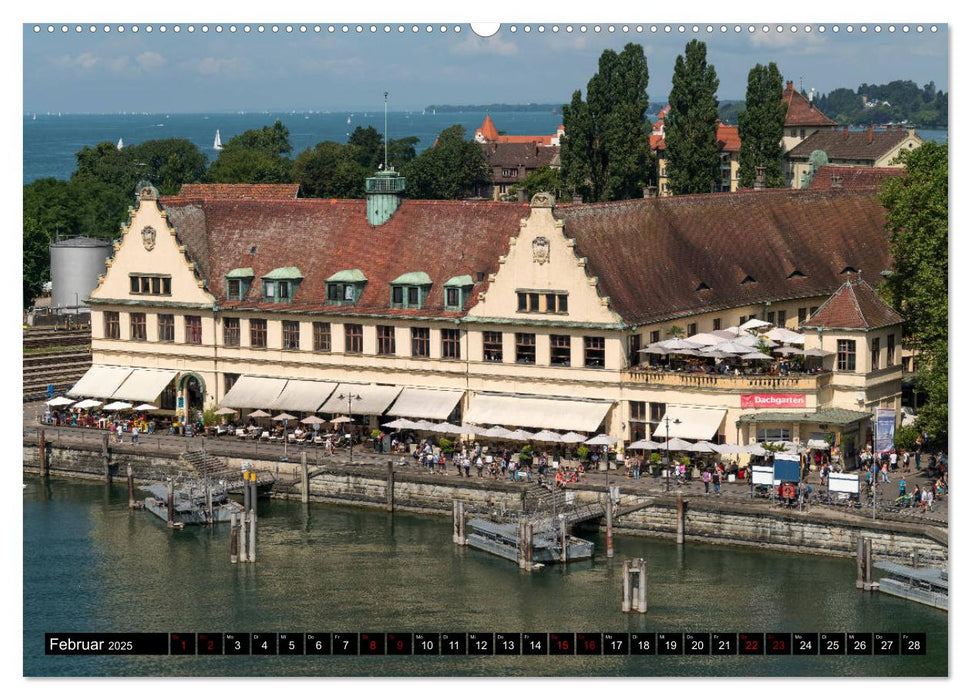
[{"left": 366, "top": 168, "right": 405, "bottom": 226}]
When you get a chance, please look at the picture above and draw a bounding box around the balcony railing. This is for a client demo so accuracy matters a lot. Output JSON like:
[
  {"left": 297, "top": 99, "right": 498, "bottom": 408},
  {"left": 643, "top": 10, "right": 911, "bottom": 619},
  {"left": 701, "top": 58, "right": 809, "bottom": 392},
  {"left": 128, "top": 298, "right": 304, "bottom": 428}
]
[
  {"left": 365, "top": 177, "right": 406, "bottom": 194},
  {"left": 623, "top": 368, "right": 831, "bottom": 391}
]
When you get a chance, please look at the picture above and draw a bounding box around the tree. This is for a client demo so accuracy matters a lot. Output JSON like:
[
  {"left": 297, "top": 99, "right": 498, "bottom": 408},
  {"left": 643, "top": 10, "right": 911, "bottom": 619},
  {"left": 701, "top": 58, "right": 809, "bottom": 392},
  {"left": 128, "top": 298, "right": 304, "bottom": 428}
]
[
  {"left": 518, "top": 167, "right": 568, "bottom": 201},
  {"left": 737, "top": 62, "right": 787, "bottom": 188},
  {"left": 561, "top": 43, "right": 651, "bottom": 202},
  {"left": 294, "top": 141, "right": 369, "bottom": 198},
  {"left": 207, "top": 121, "right": 294, "bottom": 183},
  {"left": 401, "top": 125, "right": 487, "bottom": 199},
  {"left": 131, "top": 139, "right": 207, "bottom": 195},
  {"left": 665, "top": 40, "right": 721, "bottom": 195},
  {"left": 23, "top": 217, "right": 49, "bottom": 309},
  {"left": 878, "top": 142, "right": 948, "bottom": 441}
]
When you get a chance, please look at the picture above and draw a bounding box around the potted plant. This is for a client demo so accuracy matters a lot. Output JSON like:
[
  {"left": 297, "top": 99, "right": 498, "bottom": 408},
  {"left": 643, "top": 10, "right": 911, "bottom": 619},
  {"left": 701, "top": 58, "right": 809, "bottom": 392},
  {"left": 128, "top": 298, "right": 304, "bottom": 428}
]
[
  {"left": 576, "top": 445, "right": 590, "bottom": 464},
  {"left": 201, "top": 407, "right": 218, "bottom": 436},
  {"left": 519, "top": 444, "right": 533, "bottom": 467},
  {"left": 438, "top": 437, "right": 454, "bottom": 458}
]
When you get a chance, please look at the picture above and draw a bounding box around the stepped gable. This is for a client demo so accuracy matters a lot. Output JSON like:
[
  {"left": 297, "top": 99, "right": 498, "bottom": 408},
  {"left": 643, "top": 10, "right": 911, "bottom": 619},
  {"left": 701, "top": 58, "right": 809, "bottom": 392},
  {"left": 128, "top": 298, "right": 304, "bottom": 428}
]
[
  {"left": 782, "top": 80, "right": 838, "bottom": 128},
  {"left": 787, "top": 128, "right": 915, "bottom": 160},
  {"left": 808, "top": 166, "right": 903, "bottom": 191},
  {"left": 177, "top": 183, "right": 300, "bottom": 199},
  {"left": 803, "top": 277, "right": 905, "bottom": 330},
  {"left": 556, "top": 189, "right": 891, "bottom": 325},
  {"left": 158, "top": 196, "right": 527, "bottom": 317}
]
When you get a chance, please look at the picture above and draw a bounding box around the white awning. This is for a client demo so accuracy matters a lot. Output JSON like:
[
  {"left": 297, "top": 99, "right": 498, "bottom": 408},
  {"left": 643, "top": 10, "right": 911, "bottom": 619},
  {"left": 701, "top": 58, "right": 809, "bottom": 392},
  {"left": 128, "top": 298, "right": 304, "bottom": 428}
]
[
  {"left": 386, "top": 388, "right": 464, "bottom": 421},
  {"left": 110, "top": 369, "right": 178, "bottom": 402},
  {"left": 268, "top": 380, "right": 338, "bottom": 413},
  {"left": 220, "top": 376, "right": 287, "bottom": 409},
  {"left": 652, "top": 406, "right": 727, "bottom": 441},
  {"left": 318, "top": 384, "right": 402, "bottom": 416},
  {"left": 464, "top": 394, "right": 612, "bottom": 432},
  {"left": 67, "top": 365, "right": 134, "bottom": 398}
]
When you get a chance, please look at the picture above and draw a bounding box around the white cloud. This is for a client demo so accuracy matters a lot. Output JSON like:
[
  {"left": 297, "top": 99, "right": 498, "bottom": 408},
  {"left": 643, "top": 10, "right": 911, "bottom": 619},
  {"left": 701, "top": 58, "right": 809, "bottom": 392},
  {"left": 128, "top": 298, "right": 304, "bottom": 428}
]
[
  {"left": 747, "top": 30, "right": 829, "bottom": 54},
  {"left": 190, "top": 56, "right": 247, "bottom": 76},
  {"left": 450, "top": 34, "right": 518, "bottom": 57},
  {"left": 136, "top": 52, "right": 166, "bottom": 71},
  {"left": 50, "top": 52, "right": 100, "bottom": 70},
  {"left": 297, "top": 56, "right": 365, "bottom": 76}
]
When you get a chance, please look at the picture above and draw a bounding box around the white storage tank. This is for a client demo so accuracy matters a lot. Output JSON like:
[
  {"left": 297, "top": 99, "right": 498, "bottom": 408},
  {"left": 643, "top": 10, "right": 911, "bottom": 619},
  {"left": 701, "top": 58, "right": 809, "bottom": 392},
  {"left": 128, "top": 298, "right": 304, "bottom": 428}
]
[{"left": 49, "top": 237, "right": 113, "bottom": 313}]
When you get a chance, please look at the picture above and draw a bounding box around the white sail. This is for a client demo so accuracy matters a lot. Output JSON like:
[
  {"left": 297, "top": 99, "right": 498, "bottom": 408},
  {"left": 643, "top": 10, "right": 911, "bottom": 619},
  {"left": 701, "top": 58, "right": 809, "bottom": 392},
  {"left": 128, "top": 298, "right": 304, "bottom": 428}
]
[
  {"left": 213, "top": 129, "right": 223, "bottom": 150},
  {"left": 117, "top": 138, "right": 123, "bottom": 150}
]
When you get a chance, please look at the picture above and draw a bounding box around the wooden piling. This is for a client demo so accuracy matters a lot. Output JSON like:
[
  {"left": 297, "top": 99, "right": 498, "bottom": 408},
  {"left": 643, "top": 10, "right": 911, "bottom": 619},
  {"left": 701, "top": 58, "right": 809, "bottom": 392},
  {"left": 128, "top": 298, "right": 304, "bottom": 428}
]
[
  {"left": 166, "top": 480, "right": 175, "bottom": 528},
  {"left": 524, "top": 521, "right": 534, "bottom": 568},
  {"left": 243, "top": 470, "right": 251, "bottom": 513},
  {"left": 676, "top": 492, "right": 685, "bottom": 545},
  {"left": 230, "top": 511, "right": 238, "bottom": 564},
  {"left": 606, "top": 495, "right": 614, "bottom": 558},
  {"left": 205, "top": 483, "right": 213, "bottom": 525},
  {"left": 637, "top": 559, "right": 648, "bottom": 613},
  {"left": 239, "top": 507, "right": 248, "bottom": 563},
  {"left": 386, "top": 460, "right": 395, "bottom": 512},
  {"left": 248, "top": 474, "right": 257, "bottom": 563},
  {"left": 457, "top": 501, "right": 466, "bottom": 545},
  {"left": 559, "top": 516, "right": 568, "bottom": 564},
  {"left": 856, "top": 537, "right": 865, "bottom": 589},
  {"left": 863, "top": 538, "right": 873, "bottom": 590},
  {"left": 621, "top": 559, "right": 632, "bottom": 613},
  {"left": 102, "top": 432, "right": 111, "bottom": 483},
  {"left": 127, "top": 465, "right": 135, "bottom": 509},
  {"left": 39, "top": 429, "right": 48, "bottom": 477},
  {"left": 517, "top": 520, "right": 526, "bottom": 569},
  {"left": 301, "top": 452, "right": 309, "bottom": 504},
  {"left": 452, "top": 500, "right": 460, "bottom": 544},
  {"left": 912, "top": 547, "right": 919, "bottom": 568}
]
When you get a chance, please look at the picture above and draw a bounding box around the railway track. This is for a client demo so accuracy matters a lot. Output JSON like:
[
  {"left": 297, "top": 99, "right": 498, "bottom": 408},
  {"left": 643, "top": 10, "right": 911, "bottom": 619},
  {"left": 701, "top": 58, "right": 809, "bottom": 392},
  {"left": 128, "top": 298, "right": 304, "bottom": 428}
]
[{"left": 23, "top": 328, "right": 92, "bottom": 401}]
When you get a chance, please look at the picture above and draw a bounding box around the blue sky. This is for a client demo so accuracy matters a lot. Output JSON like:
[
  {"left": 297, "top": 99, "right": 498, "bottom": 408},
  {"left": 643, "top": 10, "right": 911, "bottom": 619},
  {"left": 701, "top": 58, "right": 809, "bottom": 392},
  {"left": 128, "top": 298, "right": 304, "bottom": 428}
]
[{"left": 22, "top": 19, "right": 948, "bottom": 113}]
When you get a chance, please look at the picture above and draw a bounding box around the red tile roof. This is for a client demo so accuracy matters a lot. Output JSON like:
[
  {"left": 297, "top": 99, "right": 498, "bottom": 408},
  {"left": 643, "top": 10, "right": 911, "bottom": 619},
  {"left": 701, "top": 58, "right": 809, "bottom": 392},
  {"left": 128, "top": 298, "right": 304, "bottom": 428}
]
[
  {"left": 477, "top": 115, "right": 499, "bottom": 141},
  {"left": 556, "top": 189, "right": 892, "bottom": 325},
  {"left": 482, "top": 143, "right": 560, "bottom": 179},
  {"left": 159, "top": 196, "right": 528, "bottom": 318},
  {"left": 475, "top": 114, "right": 558, "bottom": 146},
  {"left": 787, "top": 127, "right": 918, "bottom": 161},
  {"left": 782, "top": 81, "right": 838, "bottom": 128},
  {"left": 803, "top": 277, "right": 904, "bottom": 330},
  {"left": 807, "top": 166, "right": 903, "bottom": 191},
  {"left": 717, "top": 122, "right": 741, "bottom": 152},
  {"left": 650, "top": 134, "right": 666, "bottom": 151},
  {"left": 177, "top": 183, "right": 300, "bottom": 199}
]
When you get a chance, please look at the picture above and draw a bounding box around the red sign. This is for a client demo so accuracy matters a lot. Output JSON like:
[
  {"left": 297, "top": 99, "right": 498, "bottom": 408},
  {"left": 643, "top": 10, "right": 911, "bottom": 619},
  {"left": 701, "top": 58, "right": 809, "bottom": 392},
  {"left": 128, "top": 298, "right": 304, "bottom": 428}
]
[{"left": 740, "top": 394, "right": 807, "bottom": 409}]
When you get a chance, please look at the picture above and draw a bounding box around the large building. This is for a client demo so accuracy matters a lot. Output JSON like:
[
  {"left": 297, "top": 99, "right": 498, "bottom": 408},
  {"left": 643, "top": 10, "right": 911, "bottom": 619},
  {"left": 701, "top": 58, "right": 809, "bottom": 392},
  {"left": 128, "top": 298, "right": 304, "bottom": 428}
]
[
  {"left": 74, "top": 174, "right": 905, "bottom": 462},
  {"left": 786, "top": 125, "right": 923, "bottom": 188},
  {"left": 473, "top": 115, "right": 563, "bottom": 201}
]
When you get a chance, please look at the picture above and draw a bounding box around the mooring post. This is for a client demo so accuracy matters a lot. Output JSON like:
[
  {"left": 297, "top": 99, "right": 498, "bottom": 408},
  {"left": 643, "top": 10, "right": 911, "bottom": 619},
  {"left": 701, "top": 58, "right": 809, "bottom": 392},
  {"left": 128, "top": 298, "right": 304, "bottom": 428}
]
[
  {"left": 205, "top": 483, "right": 213, "bottom": 525},
  {"left": 166, "top": 480, "right": 175, "bottom": 528},
  {"left": 559, "top": 515, "right": 568, "bottom": 564},
  {"left": 39, "top": 428, "right": 48, "bottom": 477},
  {"left": 102, "top": 432, "right": 111, "bottom": 483},
  {"left": 863, "top": 537, "right": 873, "bottom": 590},
  {"left": 630, "top": 559, "right": 640, "bottom": 613},
  {"left": 676, "top": 492, "right": 685, "bottom": 545},
  {"left": 638, "top": 558, "right": 648, "bottom": 613},
  {"left": 243, "top": 470, "right": 251, "bottom": 514},
  {"left": 239, "top": 506, "right": 248, "bottom": 563},
  {"left": 452, "top": 500, "right": 460, "bottom": 544},
  {"left": 386, "top": 459, "right": 395, "bottom": 513},
  {"left": 457, "top": 501, "right": 466, "bottom": 545},
  {"left": 301, "top": 451, "right": 309, "bottom": 503},
  {"left": 524, "top": 521, "right": 534, "bottom": 569},
  {"left": 250, "top": 472, "right": 258, "bottom": 519},
  {"left": 517, "top": 519, "right": 526, "bottom": 569},
  {"left": 606, "top": 494, "right": 614, "bottom": 558},
  {"left": 620, "top": 559, "right": 631, "bottom": 612},
  {"left": 230, "top": 511, "right": 238, "bottom": 564},
  {"left": 856, "top": 537, "right": 865, "bottom": 589},
  {"left": 127, "top": 464, "right": 135, "bottom": 509},
  {"left": 912, "top": 547, "right": 919, "bottom": 568}
]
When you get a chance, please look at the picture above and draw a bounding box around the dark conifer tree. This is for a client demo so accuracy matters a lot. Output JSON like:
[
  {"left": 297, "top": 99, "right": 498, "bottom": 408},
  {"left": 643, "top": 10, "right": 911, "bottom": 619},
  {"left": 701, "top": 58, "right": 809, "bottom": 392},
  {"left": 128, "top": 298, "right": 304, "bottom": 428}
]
[
  {"left": 737, "top": 62, "right": 787, "bottom": 188},
  {"left": 665, "top": 40, "right": 721, "bottom": 195}
]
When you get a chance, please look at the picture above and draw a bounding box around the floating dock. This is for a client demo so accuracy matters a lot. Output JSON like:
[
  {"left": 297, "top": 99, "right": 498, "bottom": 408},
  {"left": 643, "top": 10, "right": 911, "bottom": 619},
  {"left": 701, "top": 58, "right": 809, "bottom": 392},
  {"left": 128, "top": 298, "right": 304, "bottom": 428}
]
[
  {"left": 142, "top": 482, "right": 244, "bottom": 526},
  {"left": 465, "top": 517, "right": 594, "bottom": 564},
  {"left": 874, "top": 562, "right": 949, "bottom": 611}
]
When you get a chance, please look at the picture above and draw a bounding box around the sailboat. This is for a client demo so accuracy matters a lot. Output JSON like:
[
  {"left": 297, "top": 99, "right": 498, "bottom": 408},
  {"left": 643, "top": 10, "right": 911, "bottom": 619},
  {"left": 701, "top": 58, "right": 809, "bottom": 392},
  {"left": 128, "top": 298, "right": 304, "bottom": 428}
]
[
  {"left": 117, "top": 138, "right": 124, "bottom": 150},
  {"left": 213, "top": 129, "right": 223, "bottom": 151}
]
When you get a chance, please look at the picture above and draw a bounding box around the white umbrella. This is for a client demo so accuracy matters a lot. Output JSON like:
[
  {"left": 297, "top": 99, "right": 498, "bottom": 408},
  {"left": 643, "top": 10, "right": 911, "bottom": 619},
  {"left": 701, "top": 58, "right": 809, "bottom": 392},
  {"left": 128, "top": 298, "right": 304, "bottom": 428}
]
[
  {"left": 685, "top": 332, "right": 728, "bottom": 346},
  {"left": 665, "top": 437, "right": 695, "bottom": 451},
  {"left": 214, "top": 407, "right": 238, "bottom": 416},
  {"left": 433, "top": 422, "right": 465, "bottom": 434},
  {"left": 479, "top": 425, "right": 513, "bottom": 438},
  {"left": 639, "top": 343, "right": 673, "bottom": 355},
  {"left": 248, "top": 409, "right": 271, "bottom": 418},
  {"left": 559, "top": 431, "right": 588, "bottom": 443},
  {"left": 103, "top": 401, "right": 133, "bottom": 411},
  {"left": 765, "top": 327, "right": 805, "bottom": 344},
  {"left": 629, "top": 439, "right": 663, "bottom": 450},
  {"left": 74, "top": 399, "right": 102, "bottom": 410},
  {"left": 746, "top": 444, "right": 768, "bottom": 456},
  {"left": 301, "top": 415, "right": 327, "bottom": 425},
  {"left": 742, "top": 351, "right": 773, "bottom": 360},
  {"left": 772, "top": 345, "right": 802, "bottom": 356},
  {"left": 331, "top": 415, "right": 354, "bottom": 425},
  {"left": 689, "top": 440, "right": 719, "bottom": 453},
  {"left": 697, "top": 349, "right": 734, "bottom": 359},
  {"left": 382, "top": 418, "right": 417, "bottom": 430},
  {"left": 133, "top": 403, "right": 158, "bottom": 411},
  {"left": 457, "top": 424, "right": 480, "bottom": 434},
  {"left": 507, "top": 429, "right": 536, "bottom": 441},
  {"left": 658, "top": 337, "right": 703, "bottom": 350},
  {"left": 46, "top": 396, "right": 75, "bottom": 407},
  {"left": 715, "top": 443, "right": 748, "bottom": 455},
  {"left": 712, "top": 340, "right": 752, "bottom": 354},
  {"left": 585, "top": 434, "right": 619, "bottom": 446},
  {"left": 741, "top": 318, "right": 772, "bottom": 331},
  {"left": 273, "top": 413, "right": 298, "bottom": 421},
  {"left": 531, "top": 429, "right": 564, "bottom": 443}
]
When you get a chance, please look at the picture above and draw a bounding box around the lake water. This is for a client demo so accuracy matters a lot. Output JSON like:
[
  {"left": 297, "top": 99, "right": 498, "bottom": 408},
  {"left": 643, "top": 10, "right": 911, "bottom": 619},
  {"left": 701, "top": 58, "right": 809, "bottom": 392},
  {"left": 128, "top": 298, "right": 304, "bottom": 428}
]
[{"left": 23, "top": 476, "right": 947, "bottom": 677}]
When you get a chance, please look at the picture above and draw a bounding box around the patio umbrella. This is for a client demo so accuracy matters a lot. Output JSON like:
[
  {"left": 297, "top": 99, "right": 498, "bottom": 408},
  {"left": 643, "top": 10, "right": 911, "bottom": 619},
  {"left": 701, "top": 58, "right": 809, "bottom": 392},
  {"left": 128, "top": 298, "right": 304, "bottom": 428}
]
[
  {"left": 433, "top": 422, "right": 465, "bottom": 434},
  {"left": 531, "top": 429, "right": 564, "bottom": 443},
  {"left": 665, "top": 437, "right": 695, "bottom": 451},
  {"left": 46, "top": 396, "right": 75, "bottom": 407},
  {"left": 585, "top": 434, "right": 619, "bottom": 446},
  {"left": 697, "top": 349, "right": 733, "bottom": 359},
  {"left": 214, "top": 407, "right": 237, "bottom": 416},
  {"left": 685, "top": 332, "right": 728, "bottom": 346},
  {"left": 772, "top": 345, "right": 802, "bottom": 356},
  {"left": 629, "top": 439, "right": 663, "bottom": 450},
  {"left": 746, "top": 444, "right": 768, "bottom": 456},
  {"left": 712, "top": 340, "right": 752, "bottom": 354},
  {"left": 382, "top": 418, "right": 417, "bottom": 430},
  {"left": 742, "top": 351, "right": 773, "bottom": 360},
  {"left": 457, "top": 424, "right": 480, "bottom": 434},
  {"left": 247, "top": 409, "right": 271, "bottom": 418},
  {"left": 689, "top": 440, "right": 719, "bottom": 453},
  {"left": 301, "top": 415, "right": 327, "bottom": 425},
  {"left": 657, "top": 337, "right": 703, "bottom": 350},
  {"left": 133, "top": 403, "right": 158, "bottom": 411},
  {"left": 740, "top": 318, "right": 772, "bottom": 331},
  {"left": 715, "top": 443, "right": 748, "bottom": 455},
  {"left": 765, "top": 327, "right": 805, "bottom": 344},
  {"left": 273, "top": 413, "right": 298, "bottom": 421},
  {"left": 331, "top": 415, "right": 353, "bottom": 425},
  {"left": 507, "top": 429, "right": 536, "bottom": 441},
  {"left": 103, "top": 401, "right": 133, "bottom": 411},
  {"left": 74, "top": 399, "right": 102, "bottom": 410},
  {"left": 559, "top": 431, "right": 588, "bottom": 443},
  {"left": 639, "top": 343, "right": 674, "bottom": 355},
  {"left": 801, "top": 347, "right": 834, "bottom": 357},
  {"left": 480, "top": 426, "right": 515, "bottom": 439},
  {"left": 411, "top": 419, "right": 438, "bottom": 431}
]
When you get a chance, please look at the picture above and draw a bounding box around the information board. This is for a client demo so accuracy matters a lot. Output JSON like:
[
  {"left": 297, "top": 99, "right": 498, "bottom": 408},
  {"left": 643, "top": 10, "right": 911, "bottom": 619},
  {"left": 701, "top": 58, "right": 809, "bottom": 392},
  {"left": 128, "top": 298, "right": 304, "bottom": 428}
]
[
  {"left": 752, "top": 466, "right": 774, "bottom": 486},
  {"left": 828, "top": 473, "right": 860, "bottom": 494}
]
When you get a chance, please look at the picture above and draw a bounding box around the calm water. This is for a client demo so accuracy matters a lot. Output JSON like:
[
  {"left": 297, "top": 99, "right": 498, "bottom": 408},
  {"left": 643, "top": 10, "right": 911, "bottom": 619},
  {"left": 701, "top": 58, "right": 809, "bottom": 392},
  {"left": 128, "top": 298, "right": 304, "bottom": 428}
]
[
  {"left": 21, "top": 112, "right": 947, "bottom": 185},
  {"left": 23, "top": 476, "right": 946, "bottom": 677}
]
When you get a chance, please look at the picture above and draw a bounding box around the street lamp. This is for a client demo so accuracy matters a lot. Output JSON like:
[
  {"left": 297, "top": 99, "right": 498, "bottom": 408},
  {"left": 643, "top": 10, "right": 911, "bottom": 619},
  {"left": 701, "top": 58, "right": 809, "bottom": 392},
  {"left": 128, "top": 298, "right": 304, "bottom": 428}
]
[
  {"left": 665, "top": 416, "right": 682, "bottom": 492},
  {"left": 338, "top": 392, "right": 362, "bottom": 464}
]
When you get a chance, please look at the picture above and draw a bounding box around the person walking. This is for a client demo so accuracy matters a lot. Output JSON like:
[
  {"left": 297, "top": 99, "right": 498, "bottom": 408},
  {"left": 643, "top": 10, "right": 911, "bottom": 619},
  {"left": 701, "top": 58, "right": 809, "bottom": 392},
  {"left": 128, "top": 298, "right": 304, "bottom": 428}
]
[
  {"left": 131, "top": 425, "right": 139, "bottom": 445},
  {"left": 116, "top": 423, "right": 123, "bottom": 444},
  {"left": 702, "top": 469, "right": 711, "bottom": 494},
  {"left": 899, "top": 477, "right": 907, "bottom": 499},
  {"left": 880, "top": 462, "right": 890, "bottom": 483},
  {"left": 712, "top": 469, "right": 721, "bottom": 495}
]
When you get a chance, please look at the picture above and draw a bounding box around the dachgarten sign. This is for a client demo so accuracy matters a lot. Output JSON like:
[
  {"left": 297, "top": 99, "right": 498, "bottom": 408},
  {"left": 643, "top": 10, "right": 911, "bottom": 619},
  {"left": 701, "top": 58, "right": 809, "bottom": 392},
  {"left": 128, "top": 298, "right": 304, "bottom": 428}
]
[{"left": 740, "top": 394, "right": 807, "bottom": 409}]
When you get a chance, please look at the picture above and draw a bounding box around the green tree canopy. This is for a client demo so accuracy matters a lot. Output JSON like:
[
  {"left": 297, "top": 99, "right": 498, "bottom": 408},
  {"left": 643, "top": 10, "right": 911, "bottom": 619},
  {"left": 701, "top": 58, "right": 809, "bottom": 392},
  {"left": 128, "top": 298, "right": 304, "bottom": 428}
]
[
  {"left": 737, "top": 62, "right": 787, "bottom": 189},
  {"left": 878, "top": 142, "right": 948, "bottom": 441},
  {"left": 294, "top": 141, "right": 368, "bottom": 198},
  {"left": 207, "top": 120, "right": 294, "bottom": 183},
  {"left": 401, "top": 125, "right": 487, "bottom": 199},
  {"left": 517, "top": 167, "right": 569, "bottom": 202},
  {"left": 561, "top": 43, "right": 651, "bottom": 202},
  {"left": 665, "top": 40, "right": 721, "bottom": 195}
]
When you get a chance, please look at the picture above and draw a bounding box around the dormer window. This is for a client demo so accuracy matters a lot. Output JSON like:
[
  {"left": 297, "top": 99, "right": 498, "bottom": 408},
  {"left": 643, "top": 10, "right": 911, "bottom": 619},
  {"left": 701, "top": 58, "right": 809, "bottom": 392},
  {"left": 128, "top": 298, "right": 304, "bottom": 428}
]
[
  {"left": 443, "top": 275, "right": 474, "bottom": 311},
  {"left": 788, "top": 270, "right": 806, "bottom": 279},
  {"left": 225, "top": 267, "right": 254, "bottom": 300},
  {"left": 741, "top": 275, "right": 756, "bottom": 285},
  {"left": 390, "top": 271, "right": 432, "bottom": 310},
  {"left": 841, "top": 266, "right": 857, "bottom": 275},
  {"left": 695, "top": 282, "right": 711, "bottom": 292},
  {"left": 326, "top": 269, "right": 367, "bottom": 306},
  {"left": 261, "top": 267, "right": 303, "bottom": 303}
]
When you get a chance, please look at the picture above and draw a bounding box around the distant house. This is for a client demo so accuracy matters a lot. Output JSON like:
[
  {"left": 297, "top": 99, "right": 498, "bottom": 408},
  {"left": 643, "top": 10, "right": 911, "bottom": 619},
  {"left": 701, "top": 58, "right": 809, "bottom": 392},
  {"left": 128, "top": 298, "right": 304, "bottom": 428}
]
[
  {"left": 650, "top": 106, "right": 741, "bottom": 196},
  {"left": 177, "top": 183, "right": 301, "bottom": 199},
  {"left": 473, "top": 115, "right": 562, "bottom": 200},
  {"left": 786, "top": 125, "right": 923, "bottom": 189},
  {"left": 806, "top": 165, "right": 903, "bottom": 192},
  {"left": 781, "top": 80, "right": 839, "bottom": 154}
]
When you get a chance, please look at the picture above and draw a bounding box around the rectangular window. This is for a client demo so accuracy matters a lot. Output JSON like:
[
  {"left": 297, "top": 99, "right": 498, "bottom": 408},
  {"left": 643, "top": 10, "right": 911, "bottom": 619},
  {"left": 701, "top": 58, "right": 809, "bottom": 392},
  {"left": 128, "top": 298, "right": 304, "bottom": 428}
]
[
  {"left": 766, "top": 311, "right": 776, "bottom": 325},
  {"left": 223, "top": 317, "right": 240, "bottom": 347},
  {"left": 515, "top": 333, "right": 536, "bottom": 364},
  {"left": 528, "top": 293, "right": 540, "bottom": 312},
  {"left": 686, "top": 323, "right": 697, "bottom": 337},
  {"left": 446, "top": 288, "right": 460, "bottom": 308},
  {"left": 130, "top": 312, "right": 146, "bottom": 341},
  {"left": 344, "top": 285, "right": 355, "bottom": 302},
  {"left": 798, "top": 308, "right": 808, "bottom": 324},
  {"left": 837, "top": 339, "right": 856, "bottom": 371},
  {"left": 777, "top": 310, "right": 787, "bottom": 326},
  {"left": 392, "top": 286, "right": 404, "bottom": 305},
  {"left": 224, "top": 373, "right": 239, "bottom": 394},
  {"left": 129, "top": 274, "right": 171, "bottom": 296},
  {"left": 630, "top": 401, "right": 646, "bottom": 422},
  {"left": 650, "top": 330, "right": 660, "bottom": 344},
  {"left": 757, "top": 427, "right": 792, "bottom": 442},
  {"left": 584, "top": 336, "right": 605, "bottom": 368},
  {"left": 345, "top": 324, "right": 363, "bottom": 355},
  {"left": 327, "top": 284, "right": 342, "bottom": 302},
  {"left": 163, "top": 278, "right": 171, "bottom": 295},
  {"left": 262, "top": 281, "right": 276, "bottom": 299},
  {"left": 550, "top": 334, "right": 571, "bottom": 367},
  {"left": 545, "top": 293, "right": 557, "bottom": 313},
  {"left": 557, "top": 294, "right": 568, "bottom": 313},
  {"left": 712, "top": 318, "right": 721, "bottom": 331},
  {"left": 407, "top": 287, "right": 419, "bottom": 306},
  {"left": 441, "top": 328, "right": 461, "bottom": 359},
  {"left": 411, "top": 327, "right": 430, "bottom": 358},
  {"left": 130, "top": 277, "right": 139, "bottom": 294},
  {"left": 104, "top": 311, "right": 120, "bottom": 339},
  {"left": 377, "top": 325, "right": 396, "bottom": 356},
  {"left": 250, "top": 319, "right": 267, "bottom": 349},
  {"left": 871, "top": 337, "right": 881, "bottom": 371},
  {"left": 282, "top": 320, "right": 300, "bottom": 350},
  {"left": 649, "top": 402, "right": 666, "bottom": 423},
  {"left": 157, "top": 314, "right": 174, "bottom": 343},
  {"left": 185, "top": 315, "right": 202, "bottom": 345},
  {"left": 151, "top": 277, "right": 161, "bottom": 295},
  {"left": 483, "top": 331, "right": 503, "bottom": 362},
  {"left": 228, "top": 279, "right": 241, "bottom": 299},
  {"left": 810, "top": 306, "right": 819, "bottom": 316},
  {"left": 517, "top": 292, "right": 527, "bottom": 312},
  {"left": 887, "top": 334, "right": 896, "bottom": 366},
  {"left": 628, "top": 334, "right": 642, "bottom": 364},
  {"left": 313, "top": 322, "right": 331, "bottom": 352}
]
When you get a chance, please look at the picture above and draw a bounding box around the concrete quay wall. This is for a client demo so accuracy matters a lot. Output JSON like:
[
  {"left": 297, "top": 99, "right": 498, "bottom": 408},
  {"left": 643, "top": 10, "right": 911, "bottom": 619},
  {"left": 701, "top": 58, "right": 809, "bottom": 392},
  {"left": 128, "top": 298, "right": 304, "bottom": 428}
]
[{"left": 24, "top": 441, "right": 947, "bottom": 565}]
